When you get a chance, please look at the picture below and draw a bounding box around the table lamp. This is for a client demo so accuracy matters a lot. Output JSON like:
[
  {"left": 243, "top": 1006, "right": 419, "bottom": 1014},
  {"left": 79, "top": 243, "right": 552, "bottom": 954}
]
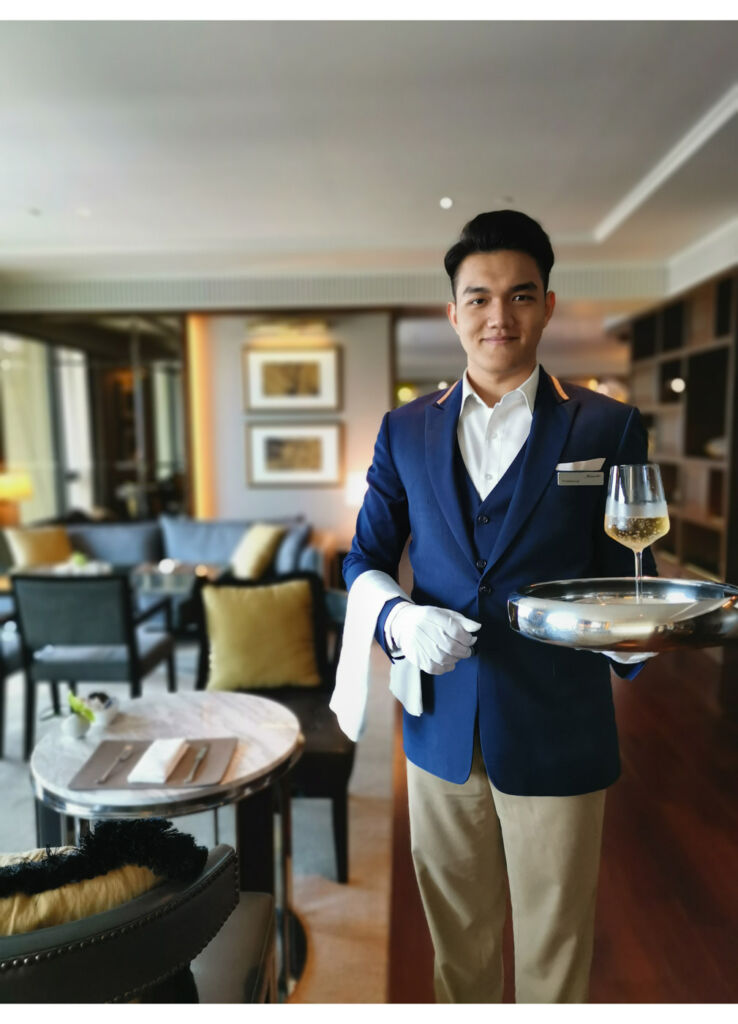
[{"left": 0, "top": 470, "right": 33, "bottom": 526}]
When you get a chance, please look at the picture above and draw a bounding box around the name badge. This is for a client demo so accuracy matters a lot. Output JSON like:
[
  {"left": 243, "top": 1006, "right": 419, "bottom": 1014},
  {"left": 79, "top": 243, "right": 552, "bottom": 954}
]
[{"left": 557, "top": 471, "right": 604, "bottom": 486}]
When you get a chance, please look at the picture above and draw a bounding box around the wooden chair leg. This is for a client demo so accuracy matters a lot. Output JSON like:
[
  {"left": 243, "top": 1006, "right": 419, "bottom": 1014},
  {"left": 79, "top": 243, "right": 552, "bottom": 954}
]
[
  {"left": 131, "top": 676, "right": 142, "bottom": 699},
  {"left": 68, "top": 681, "right": 77, "bottom": 696},
  {"left": 331, "top": 790, "right": 349, "bottom": 884},
  {"left": 166, "top": 650, "right": 176, "bottom": 693},
  {"left": 51, "top": 682, "right": 61, "bottom": 716},
  {"left": 24, "top": 673, "right": 36, "bottom": 761}
]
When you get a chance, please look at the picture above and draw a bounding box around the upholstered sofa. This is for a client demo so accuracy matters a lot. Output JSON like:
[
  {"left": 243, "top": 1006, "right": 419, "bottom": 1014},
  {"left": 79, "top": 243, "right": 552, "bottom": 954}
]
[{"left": 0, "top": 515, "right": 337, "bottom": 628}]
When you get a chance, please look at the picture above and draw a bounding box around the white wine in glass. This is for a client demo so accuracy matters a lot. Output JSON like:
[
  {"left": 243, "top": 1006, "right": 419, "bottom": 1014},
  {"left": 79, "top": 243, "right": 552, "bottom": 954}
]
[{"left": 604, "top": 464, "right": 670, "bottom": 602}]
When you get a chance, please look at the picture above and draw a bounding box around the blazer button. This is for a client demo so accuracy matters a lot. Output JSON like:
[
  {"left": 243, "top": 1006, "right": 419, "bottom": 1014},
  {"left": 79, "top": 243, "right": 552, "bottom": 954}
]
[
  {"left": 475, "top": 558, "right": 487, "bottom": 571},
  {"left": 477, "top": 514, "right": 490, "bottom": 525},
  {"left": 479, "top": 584, "right": 492, "bottom": 595}
]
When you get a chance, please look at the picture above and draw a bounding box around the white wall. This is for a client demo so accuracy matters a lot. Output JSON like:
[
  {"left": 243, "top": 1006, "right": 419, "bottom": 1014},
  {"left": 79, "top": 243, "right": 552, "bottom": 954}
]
[{"left": 207, "top": 312, "right": 393, "bottom": 548}]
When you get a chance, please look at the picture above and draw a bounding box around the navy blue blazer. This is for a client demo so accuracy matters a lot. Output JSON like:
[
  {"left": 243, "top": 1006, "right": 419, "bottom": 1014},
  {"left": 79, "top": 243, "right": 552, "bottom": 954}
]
[{"left": 343, "top": 367, "right": 656, "bottom": 796}]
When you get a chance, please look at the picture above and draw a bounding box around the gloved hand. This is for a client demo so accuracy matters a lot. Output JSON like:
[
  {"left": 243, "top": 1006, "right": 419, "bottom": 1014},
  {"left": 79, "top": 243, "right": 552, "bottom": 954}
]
[{"left": 390, "top": 603, "right": 482, "bottom": 675}]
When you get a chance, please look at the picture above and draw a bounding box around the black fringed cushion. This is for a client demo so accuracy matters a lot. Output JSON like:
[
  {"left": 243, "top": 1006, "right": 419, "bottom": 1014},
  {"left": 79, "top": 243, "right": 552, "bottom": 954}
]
[{"left": 0, "top": 819, "right": 207, "bottom": 936}]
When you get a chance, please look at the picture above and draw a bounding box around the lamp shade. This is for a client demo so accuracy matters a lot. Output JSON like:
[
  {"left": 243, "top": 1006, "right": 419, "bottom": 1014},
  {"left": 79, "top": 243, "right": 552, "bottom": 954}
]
[
  {"left": 0, "top": 471, "right": 33, "bottom": 501},
  {"left": 345, "top": 470, "right": 367, "bottom": 508}
]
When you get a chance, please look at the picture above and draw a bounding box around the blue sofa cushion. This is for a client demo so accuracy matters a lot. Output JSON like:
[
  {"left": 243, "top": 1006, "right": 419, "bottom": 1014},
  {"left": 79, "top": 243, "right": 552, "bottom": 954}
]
[
  {"left": 273, "top": 522, "right": 312, "bottom": 574},
  {"left": 66, "top": 522, "right": 163, "bottom": 566},
  {"left": 159, "top": 515, "right": 306, "bottom": 568}
]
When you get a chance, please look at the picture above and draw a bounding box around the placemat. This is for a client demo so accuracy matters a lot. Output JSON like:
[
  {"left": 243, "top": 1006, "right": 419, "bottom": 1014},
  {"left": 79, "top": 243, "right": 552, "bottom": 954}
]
[{"left": 68, "top": 737, "right": 238, "bottom": 790}]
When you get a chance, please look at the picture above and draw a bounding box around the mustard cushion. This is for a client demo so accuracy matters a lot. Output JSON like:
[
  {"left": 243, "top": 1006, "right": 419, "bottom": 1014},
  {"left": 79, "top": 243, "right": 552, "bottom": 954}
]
[
  {"left": 0, "top": 847, "right": 159, "bottom": 936},
  {"left": 204, "top": 579, "right": 321, "bottom": 690},
  {"left": 4, "top": 526, "right": 72, "bottom": 568},
  {"left": 230, "top": 523, "right": 287, "bottom": 580}
]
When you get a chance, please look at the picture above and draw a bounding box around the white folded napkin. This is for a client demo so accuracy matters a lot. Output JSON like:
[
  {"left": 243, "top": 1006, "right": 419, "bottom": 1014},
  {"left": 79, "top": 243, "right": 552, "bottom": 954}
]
[
  {"left": 127, "top": 738, "right": 188, "bottom": 784},
  {"left": 330, "top": 569, "right": 422, "bottom": 742}
]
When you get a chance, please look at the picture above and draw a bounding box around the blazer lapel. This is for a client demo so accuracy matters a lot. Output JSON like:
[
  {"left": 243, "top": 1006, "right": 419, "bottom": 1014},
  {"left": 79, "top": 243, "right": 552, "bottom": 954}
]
[
  {"left": 485, "top": 368, "right": 580, "bottom": 573},
  {"left": 425, "top": 381, "right": 478, "bottom": 574}
]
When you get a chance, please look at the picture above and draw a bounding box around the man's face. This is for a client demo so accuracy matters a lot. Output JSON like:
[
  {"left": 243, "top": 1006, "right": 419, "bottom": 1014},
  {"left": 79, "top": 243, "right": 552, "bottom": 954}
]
[{"left": 447, "top": 249, "right": 555, "bottom": 386}]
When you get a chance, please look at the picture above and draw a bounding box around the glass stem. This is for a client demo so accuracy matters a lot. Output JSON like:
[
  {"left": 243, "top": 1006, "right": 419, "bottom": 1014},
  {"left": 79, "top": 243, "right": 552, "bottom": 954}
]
[{"left": 634, "top": 549, "right": 643, "bottom": 604}]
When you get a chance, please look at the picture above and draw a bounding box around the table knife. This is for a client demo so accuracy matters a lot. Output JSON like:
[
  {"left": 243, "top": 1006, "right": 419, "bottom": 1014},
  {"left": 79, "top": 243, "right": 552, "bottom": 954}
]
[
  {"left": 184, "top": 743, "right": 209, "bottom": 784},
  {"left": 96, "top": 743, "right": 135, "bottom": 784}
]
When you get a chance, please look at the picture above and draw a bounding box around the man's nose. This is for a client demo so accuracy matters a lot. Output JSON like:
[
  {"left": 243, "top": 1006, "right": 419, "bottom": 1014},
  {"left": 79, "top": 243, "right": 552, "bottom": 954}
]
[{"left": 486, "top": 300, "right": 512, "bottom": 327}]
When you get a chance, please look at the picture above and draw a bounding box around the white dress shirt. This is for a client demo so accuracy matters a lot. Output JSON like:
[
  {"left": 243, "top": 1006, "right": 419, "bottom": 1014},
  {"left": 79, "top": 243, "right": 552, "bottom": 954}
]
[{"left": 457, "top": 364, "right": 539, "bottom": 500}]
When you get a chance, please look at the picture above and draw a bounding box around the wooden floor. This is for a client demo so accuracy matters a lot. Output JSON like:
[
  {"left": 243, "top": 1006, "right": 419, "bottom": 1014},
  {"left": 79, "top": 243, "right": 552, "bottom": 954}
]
[{"left": 387, "top": 648, "right": 738, "bottom": 1003}]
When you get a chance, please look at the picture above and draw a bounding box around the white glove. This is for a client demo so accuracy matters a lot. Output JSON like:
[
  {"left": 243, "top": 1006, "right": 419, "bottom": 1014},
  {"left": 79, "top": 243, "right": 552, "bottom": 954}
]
[
  {"left": 390, "top": 603, "right": 482, "bottom": 675},
  {"left": 603, "top": 651, "right": 657, "bottom": 664}
]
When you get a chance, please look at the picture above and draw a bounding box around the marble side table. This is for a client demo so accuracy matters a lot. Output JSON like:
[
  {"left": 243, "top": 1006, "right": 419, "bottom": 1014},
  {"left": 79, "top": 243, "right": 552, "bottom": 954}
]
[{"left": 30, "top": 690, "right": 304, "bottom": 992}]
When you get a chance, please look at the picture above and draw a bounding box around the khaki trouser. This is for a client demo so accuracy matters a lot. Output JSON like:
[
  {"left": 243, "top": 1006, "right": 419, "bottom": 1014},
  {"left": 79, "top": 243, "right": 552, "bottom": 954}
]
[{"left": 406, "top": 735, "right": 607, "bottom": 1003}]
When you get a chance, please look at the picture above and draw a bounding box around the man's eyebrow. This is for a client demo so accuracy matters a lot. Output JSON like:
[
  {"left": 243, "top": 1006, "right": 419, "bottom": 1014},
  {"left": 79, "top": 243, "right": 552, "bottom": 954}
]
[{"left": 461, "top": 281, "right": 539, "bottom": 296}]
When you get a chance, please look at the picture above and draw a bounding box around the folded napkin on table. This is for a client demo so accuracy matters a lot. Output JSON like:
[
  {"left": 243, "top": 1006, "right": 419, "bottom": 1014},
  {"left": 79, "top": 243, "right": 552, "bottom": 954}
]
[{"left": 127, "top": 738, "right": 188, "bottom": 784}]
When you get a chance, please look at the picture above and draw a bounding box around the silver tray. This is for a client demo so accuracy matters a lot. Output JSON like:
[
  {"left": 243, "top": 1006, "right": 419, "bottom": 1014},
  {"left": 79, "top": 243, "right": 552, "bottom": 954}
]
[{"left": 507, "top": 577, "right": 738, "bottom": 652}]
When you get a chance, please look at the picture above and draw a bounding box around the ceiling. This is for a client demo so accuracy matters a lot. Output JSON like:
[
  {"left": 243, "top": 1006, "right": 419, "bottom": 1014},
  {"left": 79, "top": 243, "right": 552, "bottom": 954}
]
[
  {"left": 0, "top": 21, "right": 735, "bottom": 374},
  {"left": 1, "top": 20, "right": 736, "bottom": 282}
]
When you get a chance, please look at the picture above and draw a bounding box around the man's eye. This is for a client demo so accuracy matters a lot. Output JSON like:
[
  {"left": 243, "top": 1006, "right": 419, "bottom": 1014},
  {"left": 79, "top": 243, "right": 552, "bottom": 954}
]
[
  {"left": 512, "top": 294, "right": 533, "bottom": 302},
  {"left": 470, "top": 298, "right": 485, "bottom": 306}
]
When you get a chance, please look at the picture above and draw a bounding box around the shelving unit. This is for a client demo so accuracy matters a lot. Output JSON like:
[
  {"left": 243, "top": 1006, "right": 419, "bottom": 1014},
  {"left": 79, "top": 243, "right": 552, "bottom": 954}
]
[
  {"left": 625, "top": 269, "right": 738, "bottom": 711},
  {"left": 627, "top": 275, "right": 737, "bottom": 580}
]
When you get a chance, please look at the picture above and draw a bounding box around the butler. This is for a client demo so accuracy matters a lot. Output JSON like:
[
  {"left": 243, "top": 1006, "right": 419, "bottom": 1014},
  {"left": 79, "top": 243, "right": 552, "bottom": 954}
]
[{"left": 332, "top": 210, "right": 656, "bottom": 1003}]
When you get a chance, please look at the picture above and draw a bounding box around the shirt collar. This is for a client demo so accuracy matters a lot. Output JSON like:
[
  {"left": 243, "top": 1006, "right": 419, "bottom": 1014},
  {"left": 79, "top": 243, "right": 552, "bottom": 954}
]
[{"left": 461, "top": 364, "right": 539, "bottom": 415}]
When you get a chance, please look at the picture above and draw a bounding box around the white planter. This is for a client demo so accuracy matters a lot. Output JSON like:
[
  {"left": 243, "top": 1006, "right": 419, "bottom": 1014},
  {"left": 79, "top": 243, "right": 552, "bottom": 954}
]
[{"left": 62, "top": 714, "right": 90, "bottom": 739}]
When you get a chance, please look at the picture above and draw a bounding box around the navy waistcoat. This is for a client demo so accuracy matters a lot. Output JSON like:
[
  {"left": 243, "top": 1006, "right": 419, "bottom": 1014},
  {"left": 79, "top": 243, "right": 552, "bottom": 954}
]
[{"left": 454, "top": 439, "right": 528, "bottom": 563}]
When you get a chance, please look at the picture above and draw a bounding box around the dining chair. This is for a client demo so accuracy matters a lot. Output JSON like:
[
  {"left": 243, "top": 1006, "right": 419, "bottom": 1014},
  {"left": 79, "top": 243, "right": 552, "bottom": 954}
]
[
  {"left": 11, "top": 573, "right": 177, "bottom": 760},
  {"left": 195, "top": 571, "right": 355, "bottom": 883}
]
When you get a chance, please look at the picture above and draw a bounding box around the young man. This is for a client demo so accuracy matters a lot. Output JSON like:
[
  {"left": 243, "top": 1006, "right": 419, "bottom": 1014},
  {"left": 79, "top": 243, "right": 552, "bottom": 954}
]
[{"left": 331, "top": 210, "right": 655, "bottom": 1003}]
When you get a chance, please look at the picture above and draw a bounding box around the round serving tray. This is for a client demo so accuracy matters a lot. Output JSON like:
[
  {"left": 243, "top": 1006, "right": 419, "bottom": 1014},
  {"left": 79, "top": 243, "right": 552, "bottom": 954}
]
[{"left": 507, "top": 577, "right": 738, "bottom": 652}]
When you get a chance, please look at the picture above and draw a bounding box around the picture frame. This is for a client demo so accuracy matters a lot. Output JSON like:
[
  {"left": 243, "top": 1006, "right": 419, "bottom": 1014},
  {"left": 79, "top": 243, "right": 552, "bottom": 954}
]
[
  {"left": 246, "top": 423, "right": 343, "bottom": 487},
  {"left": 243, "top": 347, "right": 341, "bottom": 411}
]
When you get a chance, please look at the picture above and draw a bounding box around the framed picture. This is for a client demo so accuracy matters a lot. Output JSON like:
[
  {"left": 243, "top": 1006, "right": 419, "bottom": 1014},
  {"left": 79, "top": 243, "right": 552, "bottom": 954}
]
[
  {"left": 243, "top": 347, "right": 340, "bottom": 411},
  {"left": 246, "top": 423, "right": 343, "bottom": 487}
]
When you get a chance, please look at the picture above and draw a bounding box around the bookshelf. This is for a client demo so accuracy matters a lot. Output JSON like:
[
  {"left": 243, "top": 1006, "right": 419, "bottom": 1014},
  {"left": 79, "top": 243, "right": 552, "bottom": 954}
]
[{"left": 624, "top": 268, "right": 738, "bottom": 713}]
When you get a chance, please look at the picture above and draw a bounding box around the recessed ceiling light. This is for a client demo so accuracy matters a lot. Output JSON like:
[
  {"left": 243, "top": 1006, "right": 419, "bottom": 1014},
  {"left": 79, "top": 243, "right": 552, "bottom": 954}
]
[
  {"left": 439, "top": 197, "right": 453, "bottom": 210},
  {"left": 75, "top": 206, "right": 92, "bottom": 219}
]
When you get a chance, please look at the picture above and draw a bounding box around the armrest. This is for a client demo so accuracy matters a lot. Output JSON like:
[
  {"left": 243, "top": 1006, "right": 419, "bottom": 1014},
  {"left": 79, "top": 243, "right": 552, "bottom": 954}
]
[
  {"left": 0, "top": 845, "right": 238, "bottom": 1003},
  {"left": 302, "top": 530, "right": 337, "bottom": 589}
]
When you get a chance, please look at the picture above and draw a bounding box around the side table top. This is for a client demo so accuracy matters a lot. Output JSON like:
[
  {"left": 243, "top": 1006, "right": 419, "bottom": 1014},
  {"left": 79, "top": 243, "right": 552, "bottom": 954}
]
[{"left": 30, "top": 691, "right": 303, "bottom": 820}]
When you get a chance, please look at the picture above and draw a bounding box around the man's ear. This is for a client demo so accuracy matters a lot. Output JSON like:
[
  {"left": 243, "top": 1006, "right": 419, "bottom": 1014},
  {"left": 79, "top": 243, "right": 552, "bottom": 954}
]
[
  {"left": 544, "top": 290, "right": 556, "bottom": 326},
  {"left": 447, "top": 300, "right": 459, "bottom": 334}
]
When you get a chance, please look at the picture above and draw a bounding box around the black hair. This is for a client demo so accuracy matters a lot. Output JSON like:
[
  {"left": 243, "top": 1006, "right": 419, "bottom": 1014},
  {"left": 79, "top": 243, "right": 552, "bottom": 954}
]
[{"left": 444, "top": 210, "right": 555, "bottom": 298}]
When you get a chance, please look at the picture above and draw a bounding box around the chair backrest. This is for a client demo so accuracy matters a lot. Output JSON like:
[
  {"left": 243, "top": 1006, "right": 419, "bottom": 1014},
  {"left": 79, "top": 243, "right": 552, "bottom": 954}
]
[
  {"left": 0, "top": 844, "right": 238, "bottom": 1003},
  {"left": 194, "top": 570, "right": 339, "bottom": 693},
  {"left": 11, "top": 573, "right": 134, "bottom": 651}
]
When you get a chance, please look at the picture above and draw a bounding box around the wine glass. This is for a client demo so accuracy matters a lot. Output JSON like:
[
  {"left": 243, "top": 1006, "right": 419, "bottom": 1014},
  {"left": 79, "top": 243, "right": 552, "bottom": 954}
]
[{"left": 604, "top": 464, "right": 670, "bottom": 602}]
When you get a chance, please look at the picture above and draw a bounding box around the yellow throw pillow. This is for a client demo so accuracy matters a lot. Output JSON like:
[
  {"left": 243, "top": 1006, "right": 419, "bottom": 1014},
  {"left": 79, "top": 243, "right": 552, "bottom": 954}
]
[
  {"left": 204, "top": 579, "right": 321, "bottom": 690},
  {"left": 4, "top": 526, "right": 72, "bottom": 568},
  {"left": 230, "top": 523, "right": 287, "bottom": 580},
  {"left": 0, "top": 846, "right": 159, "bottom": 936}
]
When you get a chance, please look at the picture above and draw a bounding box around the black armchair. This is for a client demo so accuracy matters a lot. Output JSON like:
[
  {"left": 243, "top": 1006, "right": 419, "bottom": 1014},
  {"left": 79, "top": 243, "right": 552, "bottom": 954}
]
[
  {"left": 11, "top": 573, "right": 177, "bottom": 759},
  {"left": 196, "top": 571, "right": 355, "bottom": 883},
  {"left": 0, "top": 844, "right": 277, "bottom": 1003}
]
